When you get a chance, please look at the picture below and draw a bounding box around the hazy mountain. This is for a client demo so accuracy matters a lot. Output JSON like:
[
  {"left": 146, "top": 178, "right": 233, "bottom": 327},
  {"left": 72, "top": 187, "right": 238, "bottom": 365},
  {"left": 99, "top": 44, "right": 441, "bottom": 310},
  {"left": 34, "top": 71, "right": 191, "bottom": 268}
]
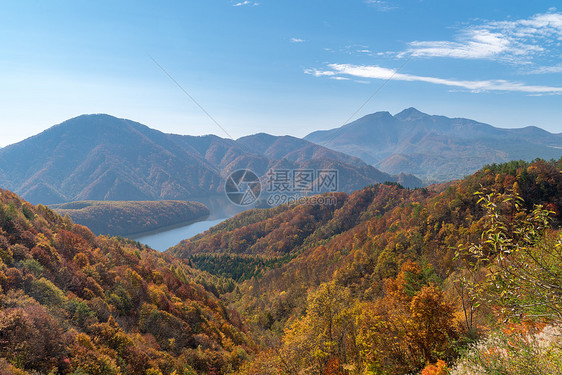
[
  {"left": 237, "top": 133, "right": 364, "bottom": 167},
  {"left": 305, "top": 107, "right": 562, "bottom": 182},
  {"left": 0, "top": 114, "right": 421, "bottom": 204}
]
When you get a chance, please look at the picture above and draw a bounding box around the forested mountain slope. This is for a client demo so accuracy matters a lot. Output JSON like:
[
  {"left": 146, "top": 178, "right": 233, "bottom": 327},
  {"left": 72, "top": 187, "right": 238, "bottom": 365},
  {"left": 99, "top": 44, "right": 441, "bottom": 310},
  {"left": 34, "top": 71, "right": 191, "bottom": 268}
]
[
  {"left": 52, "top": 200, "right": 209, "bottom": 236},
  {"left": 0, "top": 188, "right": 253, "bottom": 374},
  {"left": 171, "top": 158, "right": 562, "bottom": 374},
  {"left": 1, "top": 157, "right": 560, "bottom": 374}
]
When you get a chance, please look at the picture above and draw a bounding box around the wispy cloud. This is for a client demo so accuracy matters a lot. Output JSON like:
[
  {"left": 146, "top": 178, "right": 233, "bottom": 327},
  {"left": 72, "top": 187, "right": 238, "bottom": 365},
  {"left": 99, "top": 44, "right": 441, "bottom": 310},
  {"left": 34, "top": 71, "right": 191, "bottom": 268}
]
[
  {"left": 338, "top": 44, "right": 376, "bottom": 56},
  {"left": 404, "top": 11, "right": 562, "bottom": 64},
  {"left": 306, "top": 69, "right": 336, "bottom": 77},
  {"left": 306, "top": 64, "right": 562, "bottom": 94},
  {"left": 233, "top": 1, "right": 259, "bottom": 7},
  {"left": 365, "top": 0, "right": 397, "bottom": 11},
  {"left": 291, "top": 38, "right": 305, "bottom": 43},
  {"left": 527, "top": 64, "right": 562, "bottom": 74}
]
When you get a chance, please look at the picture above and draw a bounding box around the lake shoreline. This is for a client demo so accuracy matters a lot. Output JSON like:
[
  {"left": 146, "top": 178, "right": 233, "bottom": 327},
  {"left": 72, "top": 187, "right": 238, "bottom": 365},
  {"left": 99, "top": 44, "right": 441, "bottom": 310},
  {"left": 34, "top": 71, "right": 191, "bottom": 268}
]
[
  {"left": 130, "top": 217, "right": 232, "bottom": 252},
  {"left": 125, "top": 214, "right": 211, "bottom": 239}
]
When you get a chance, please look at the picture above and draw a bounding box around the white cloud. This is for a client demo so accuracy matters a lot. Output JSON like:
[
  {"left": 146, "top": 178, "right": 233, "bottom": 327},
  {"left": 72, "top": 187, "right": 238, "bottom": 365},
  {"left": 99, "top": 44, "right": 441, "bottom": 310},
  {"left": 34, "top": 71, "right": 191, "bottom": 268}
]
[
  {"left": 304, "top": 68, "right": 336, "bottom": 77},
  {"left": 291, "top": 38, "right": 305, "bottom": 43},
  {"left": 233, "top": 1, "right": 259, "bottom": 6},
  {"left": 365, "top": 0, "right": 397, "bottom": 11},
  {"left": 306, "top": 63, "right": 562, "bottom": 94},
  {"left": 404, "top": 11, "right": 562, "bottom": 64},
  {"left": 528, "top": 64, "right": 562, "bottom": 74},
  {"left": 406, "top": 30, "right": 516, "bottom": 59}
]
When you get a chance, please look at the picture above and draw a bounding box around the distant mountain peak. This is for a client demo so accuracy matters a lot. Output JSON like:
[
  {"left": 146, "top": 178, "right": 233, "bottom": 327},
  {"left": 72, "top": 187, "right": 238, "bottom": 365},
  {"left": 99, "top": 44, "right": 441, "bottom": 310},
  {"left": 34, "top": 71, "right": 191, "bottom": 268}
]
[
  {"left": 53, "top": 113, "right": 137, "bottom": 130},
  {"left": 305, "top": 108, "right": 562, "bottom": 183},
  {"left": 64, "top": 113, "right": 124, "bottom": 123},
  {"left": 367, "top": 111, "right": 393, "bottom": 119},
  {"left": 395, "top": 107, "right": 428, "bottom": 120},
  {"left": 46, "top": 114, "right": 160, "bottom": 140},
  {"left": 344, "top": 111, "right": 394, "bottom": 128}
]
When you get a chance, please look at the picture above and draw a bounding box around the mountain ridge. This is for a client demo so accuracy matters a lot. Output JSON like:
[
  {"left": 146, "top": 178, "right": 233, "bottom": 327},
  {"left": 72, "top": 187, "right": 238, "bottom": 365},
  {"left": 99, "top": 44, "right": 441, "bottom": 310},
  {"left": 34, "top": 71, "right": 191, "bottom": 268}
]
[
  {"left": 305, "top": 107, "right": 562, "bottom": 182},
  {"left": 168, "top": 158, "right": 562, "bottom": 374},
  {"left": 0, "top": 114, "right": 421, "bottom": 204}
]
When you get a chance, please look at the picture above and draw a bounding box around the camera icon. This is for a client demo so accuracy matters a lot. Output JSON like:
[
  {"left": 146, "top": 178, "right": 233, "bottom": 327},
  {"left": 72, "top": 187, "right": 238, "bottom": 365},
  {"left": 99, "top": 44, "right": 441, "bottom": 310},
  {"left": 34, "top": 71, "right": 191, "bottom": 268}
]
[{"left": 224, "top": 169, "right": 262, "bottom": 206}]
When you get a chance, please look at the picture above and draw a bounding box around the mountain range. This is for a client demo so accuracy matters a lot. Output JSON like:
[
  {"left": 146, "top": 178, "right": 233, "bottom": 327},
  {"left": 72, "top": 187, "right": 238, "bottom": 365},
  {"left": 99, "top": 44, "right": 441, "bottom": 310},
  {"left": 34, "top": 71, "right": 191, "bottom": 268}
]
[
  {"left": 0, "top": 114, "right": 421, "bottom": 205},
  {"left": 168, "top": 158, "right": 562, "bottom": 373},
  {"left": 2, "top": 109, "right": 559, "bottom": 205},
  {"left": 1, "top": 157, "right": 561, "bottom": 374},
  {"left": 305, "top": 107, "right": 562, "bottom": 182}
]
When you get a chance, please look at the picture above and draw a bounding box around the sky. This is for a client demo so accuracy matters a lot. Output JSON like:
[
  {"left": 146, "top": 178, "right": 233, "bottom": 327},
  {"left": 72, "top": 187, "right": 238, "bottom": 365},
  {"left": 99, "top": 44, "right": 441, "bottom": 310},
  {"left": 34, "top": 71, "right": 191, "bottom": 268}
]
[{"left": 1, "top": 0, "right": 561, "bottom": 147}]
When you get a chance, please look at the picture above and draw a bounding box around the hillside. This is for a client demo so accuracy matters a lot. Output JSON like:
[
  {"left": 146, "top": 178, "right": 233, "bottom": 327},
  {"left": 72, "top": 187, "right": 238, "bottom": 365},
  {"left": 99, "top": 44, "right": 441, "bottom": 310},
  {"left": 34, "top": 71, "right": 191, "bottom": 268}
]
[
  {"left": 1, "top": 159, "right": 561, "bottom": 374},
  {"left": 172, "top": 158, "right": 562, "bottom": 283},
  {"left": 305, "top": 108, "right": 562, "bottom": 182},
  {"left": 52, "top": 200, "right": 209, "bottom": 236},
  {"left": 0, "top": 188, "right": 254, "bottom": 374},
  {"left": 170, "top": 158, "right": 562, "bottom": 374},
  {"left": 0, "top": 114, "right": 421, "bottom": 205}
]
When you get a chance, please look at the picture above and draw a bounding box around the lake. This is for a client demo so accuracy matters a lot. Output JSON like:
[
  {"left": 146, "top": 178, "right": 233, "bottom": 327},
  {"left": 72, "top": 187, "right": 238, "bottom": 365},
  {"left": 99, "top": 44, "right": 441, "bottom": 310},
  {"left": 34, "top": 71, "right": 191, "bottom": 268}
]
[
  {"left": 129, "top": 217, "right": 229, "bottom": 251},
  {"left": 128, "top": 195, "right": 252, "bottom": 251}
]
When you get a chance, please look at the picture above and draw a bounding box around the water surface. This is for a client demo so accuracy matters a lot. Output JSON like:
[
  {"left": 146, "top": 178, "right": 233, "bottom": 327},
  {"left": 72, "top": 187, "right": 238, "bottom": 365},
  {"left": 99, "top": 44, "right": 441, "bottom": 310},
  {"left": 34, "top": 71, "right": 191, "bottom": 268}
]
[
  {"left": 129, "top": 195, "right": 252, "bottom": 251},
  {"left": 130, "top": 217, "right": 228, "bottom": 251}
]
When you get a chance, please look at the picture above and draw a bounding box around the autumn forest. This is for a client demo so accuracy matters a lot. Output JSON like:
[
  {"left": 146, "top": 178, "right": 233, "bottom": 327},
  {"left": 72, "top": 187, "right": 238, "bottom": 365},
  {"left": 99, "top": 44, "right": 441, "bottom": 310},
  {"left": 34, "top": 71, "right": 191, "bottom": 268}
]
[
  {"left": 0, "top": 157, "right": 561, "bottom": 374},
  {"left": 3, "top": 0, "right": 562, "bottom": 373}
]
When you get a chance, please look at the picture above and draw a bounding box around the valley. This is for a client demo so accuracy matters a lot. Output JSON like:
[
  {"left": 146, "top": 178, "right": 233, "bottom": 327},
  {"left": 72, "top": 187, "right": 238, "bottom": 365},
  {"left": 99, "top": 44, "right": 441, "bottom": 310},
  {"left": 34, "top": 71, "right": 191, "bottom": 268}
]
[
  {"left": 3, "top": 3, "right": 562, "bottom": 374},
  {"left": 1, "top": 158, "right": 561, "bottom": 374},
  {"left": 1, "top": 112, "right": 561, "bottom": 375}
]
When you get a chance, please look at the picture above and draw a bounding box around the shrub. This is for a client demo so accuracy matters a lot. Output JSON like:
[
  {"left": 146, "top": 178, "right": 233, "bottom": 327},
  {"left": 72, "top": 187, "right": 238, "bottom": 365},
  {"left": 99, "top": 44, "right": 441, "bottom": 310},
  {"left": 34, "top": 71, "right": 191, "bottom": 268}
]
[
  {"left": 28, "top": 277, "right": 66, "bottom": 306},
  {"left": 450, "top": 325, "right": 562, "bottom": 374}
]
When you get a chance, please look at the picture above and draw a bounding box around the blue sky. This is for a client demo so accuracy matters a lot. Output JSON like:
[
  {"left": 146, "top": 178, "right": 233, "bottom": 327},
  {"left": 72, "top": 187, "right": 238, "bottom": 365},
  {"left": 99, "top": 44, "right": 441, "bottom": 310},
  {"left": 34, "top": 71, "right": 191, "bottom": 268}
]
[{"left": 1, "top": 0, "right": 561, "bottom": 146}]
